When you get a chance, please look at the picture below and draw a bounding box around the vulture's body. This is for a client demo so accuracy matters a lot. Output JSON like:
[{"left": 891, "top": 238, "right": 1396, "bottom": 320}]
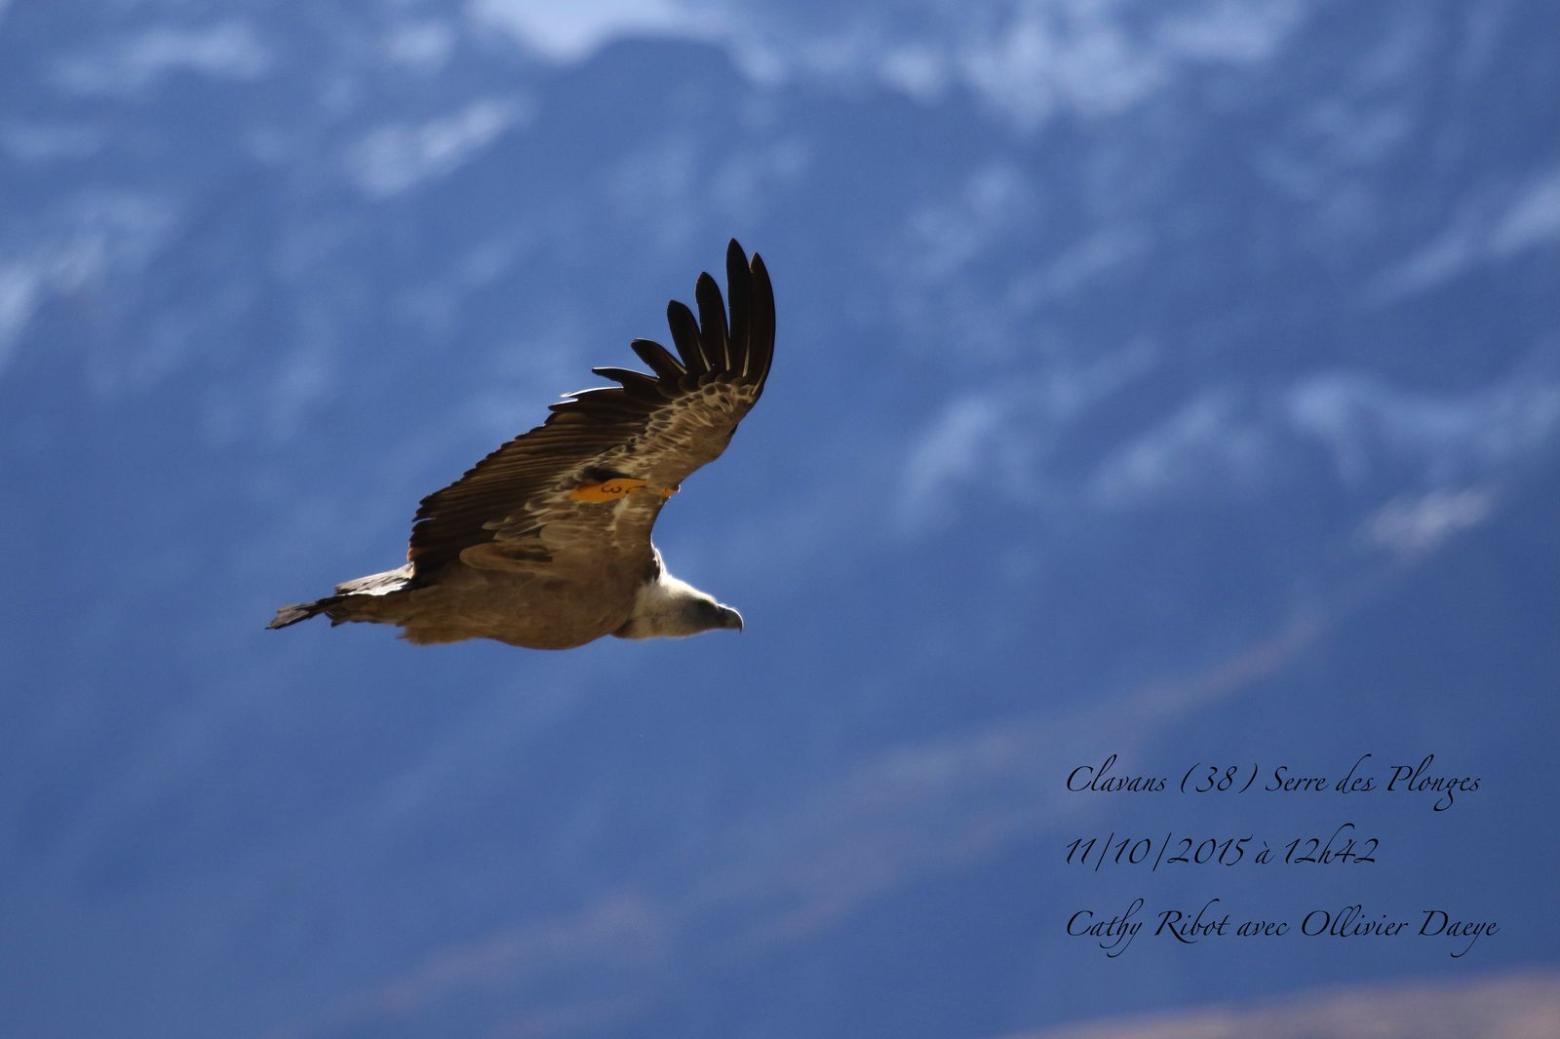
[{"left": 269, "top": 241, "right": 774, "bottom": 649}]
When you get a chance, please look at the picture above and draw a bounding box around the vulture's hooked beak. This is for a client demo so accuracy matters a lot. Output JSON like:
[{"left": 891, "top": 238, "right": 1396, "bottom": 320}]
[{"left": 718, "top": 606, "right": 745, "bottom": 632}]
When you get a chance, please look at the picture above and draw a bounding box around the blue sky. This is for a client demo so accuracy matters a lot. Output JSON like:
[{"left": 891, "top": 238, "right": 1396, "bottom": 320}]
[{"left": 1, "top": 2, "right": 1558, "bottom": 1036}]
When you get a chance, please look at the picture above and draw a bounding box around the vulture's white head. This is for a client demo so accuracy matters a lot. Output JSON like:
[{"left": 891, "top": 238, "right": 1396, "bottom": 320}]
[{"left": 615, "top": 567, "right": 744, "bottom": 640}]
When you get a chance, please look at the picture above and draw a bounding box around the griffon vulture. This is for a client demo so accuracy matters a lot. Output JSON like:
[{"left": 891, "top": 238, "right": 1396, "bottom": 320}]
[{"left": 269, "top": 240, "right": 774, "bottom": 648}]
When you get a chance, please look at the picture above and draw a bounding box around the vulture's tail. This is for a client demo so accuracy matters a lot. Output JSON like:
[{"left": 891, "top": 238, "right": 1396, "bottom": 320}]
[
  {"left": 267, "top": 599, "right": 334, "bottom": 629},
  {"left": 267, "top": 565, "right": 415, "bottom": 630}
]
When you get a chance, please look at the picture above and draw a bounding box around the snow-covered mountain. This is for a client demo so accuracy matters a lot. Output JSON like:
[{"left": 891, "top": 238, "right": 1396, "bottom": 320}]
[{"left": 2, "top": 2, "right": 1557, "bottom": 1036}]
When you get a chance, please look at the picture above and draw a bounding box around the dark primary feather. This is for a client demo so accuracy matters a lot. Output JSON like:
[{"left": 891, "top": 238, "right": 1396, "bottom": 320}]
[
  {"left": 695, "top": 273, "right": 729, "bottom": 370},
  {"left": 666, "top": 300, "right": 708, "bottom": 374},
  {"left": 630, "top": 338, "right": 686, "bottom": 380},
  {"left": 405, "top": 240, "right": 775, "bottom": 577},
  {"left": 589, "top": 367, "right": 669, "bottom": 401}
]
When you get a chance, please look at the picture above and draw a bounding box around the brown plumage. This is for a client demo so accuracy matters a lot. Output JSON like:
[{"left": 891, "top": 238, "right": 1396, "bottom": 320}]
[{"left": 269, "top": 240, "right": 774, "bottom": 648}]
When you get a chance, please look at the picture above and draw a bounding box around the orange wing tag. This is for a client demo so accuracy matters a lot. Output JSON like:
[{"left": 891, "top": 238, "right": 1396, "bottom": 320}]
[
  {"left": 569, "top": 479, "right": 677, "bottom": 503},
  {"left": 570, "top": 478, "right": 646, "bottom": 502}
]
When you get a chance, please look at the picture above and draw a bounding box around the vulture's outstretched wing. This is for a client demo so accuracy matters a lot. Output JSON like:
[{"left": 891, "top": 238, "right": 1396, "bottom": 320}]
[{"left": 406, "top": 240, "right": 774, "bottom": 578}]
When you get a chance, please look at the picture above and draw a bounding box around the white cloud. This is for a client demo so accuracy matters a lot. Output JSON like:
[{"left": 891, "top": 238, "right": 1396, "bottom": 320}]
[
  {"left": 52, "top": 21, "right": 272, "bottom": 94},
  {"left": 1089, "top": 387, "right": 1275, "bottom": 507},
  {"left": 957, "top": 2, "right": 1167, "bottom": 127},
  {"left": 1157, "top": 0, "right": 1303, "bottom": 63},
  {"left": 1286, "top": 370, "right": 1560, "bottom": 485},
  {"left": 467, "top": 0, "right": 711, "bottom": 62},
  {"left": 383, "top": 19, "right": 459, "bottom": 71},
  {"left": 901, "top": 393, "right": 1008, "bottom": 528},
  {"left": 0, "top": 191, "right": 175, "bottom": 383},
  {"left": 0, "top": 266, "right": 40, "bottom": 377},
  {"left": 878, "top": 44, "right": 950, "bottom": 101},
  {"left": 1005, "top": 226, "right": 1151, "bottom": 308},
  {"left": 1369, "top": 221, "right": 1480, "bottom": 302},
  {"left": 1492, "top": 166, "right": 1560, "bottom": 256},
  {"left": 1371, "top": 164, "right": 1560, "bottom": 302},
  {"left": 1363, "top": 486, "right": 1496, "bottom": 558},
  {"left": 898, "top": 343, "right": 1159, "bottom": 527},
  {"left": 346, "top": 99, "right": 529, "bottom": 198},
  {"left": 466, "top": 1, "right": 1309, "bottom": 130},
  {"left": 897, "top": 359, "right": 1560, "bottom": 530},
  {"left": 904, "top": 162, "right": 1036, "bottom": 281},
  {"left": 0, "top": 122, "right": 104, "bottom": 162}
]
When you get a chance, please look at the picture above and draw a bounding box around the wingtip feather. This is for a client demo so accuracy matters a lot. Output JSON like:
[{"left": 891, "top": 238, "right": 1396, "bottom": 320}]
[
  {"left": 747, "top": 251, "right": 775, "bottom": 386},
  {"left": 694, "top": 271, "right": 730, "bottom": 370},
  {"left": 666, "top": 300, "right": 709, "bottom": 374}
]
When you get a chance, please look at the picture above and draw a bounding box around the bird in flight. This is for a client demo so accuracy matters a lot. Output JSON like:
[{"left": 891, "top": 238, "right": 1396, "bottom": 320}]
[{"left": 270, "top": 240, "right": 774, "bottom": 648}]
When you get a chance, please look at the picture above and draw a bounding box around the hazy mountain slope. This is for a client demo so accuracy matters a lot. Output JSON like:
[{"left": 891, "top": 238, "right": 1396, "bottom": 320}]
[{"left": 1, "top": 2, "right": 1556, "bottom": 1036}]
